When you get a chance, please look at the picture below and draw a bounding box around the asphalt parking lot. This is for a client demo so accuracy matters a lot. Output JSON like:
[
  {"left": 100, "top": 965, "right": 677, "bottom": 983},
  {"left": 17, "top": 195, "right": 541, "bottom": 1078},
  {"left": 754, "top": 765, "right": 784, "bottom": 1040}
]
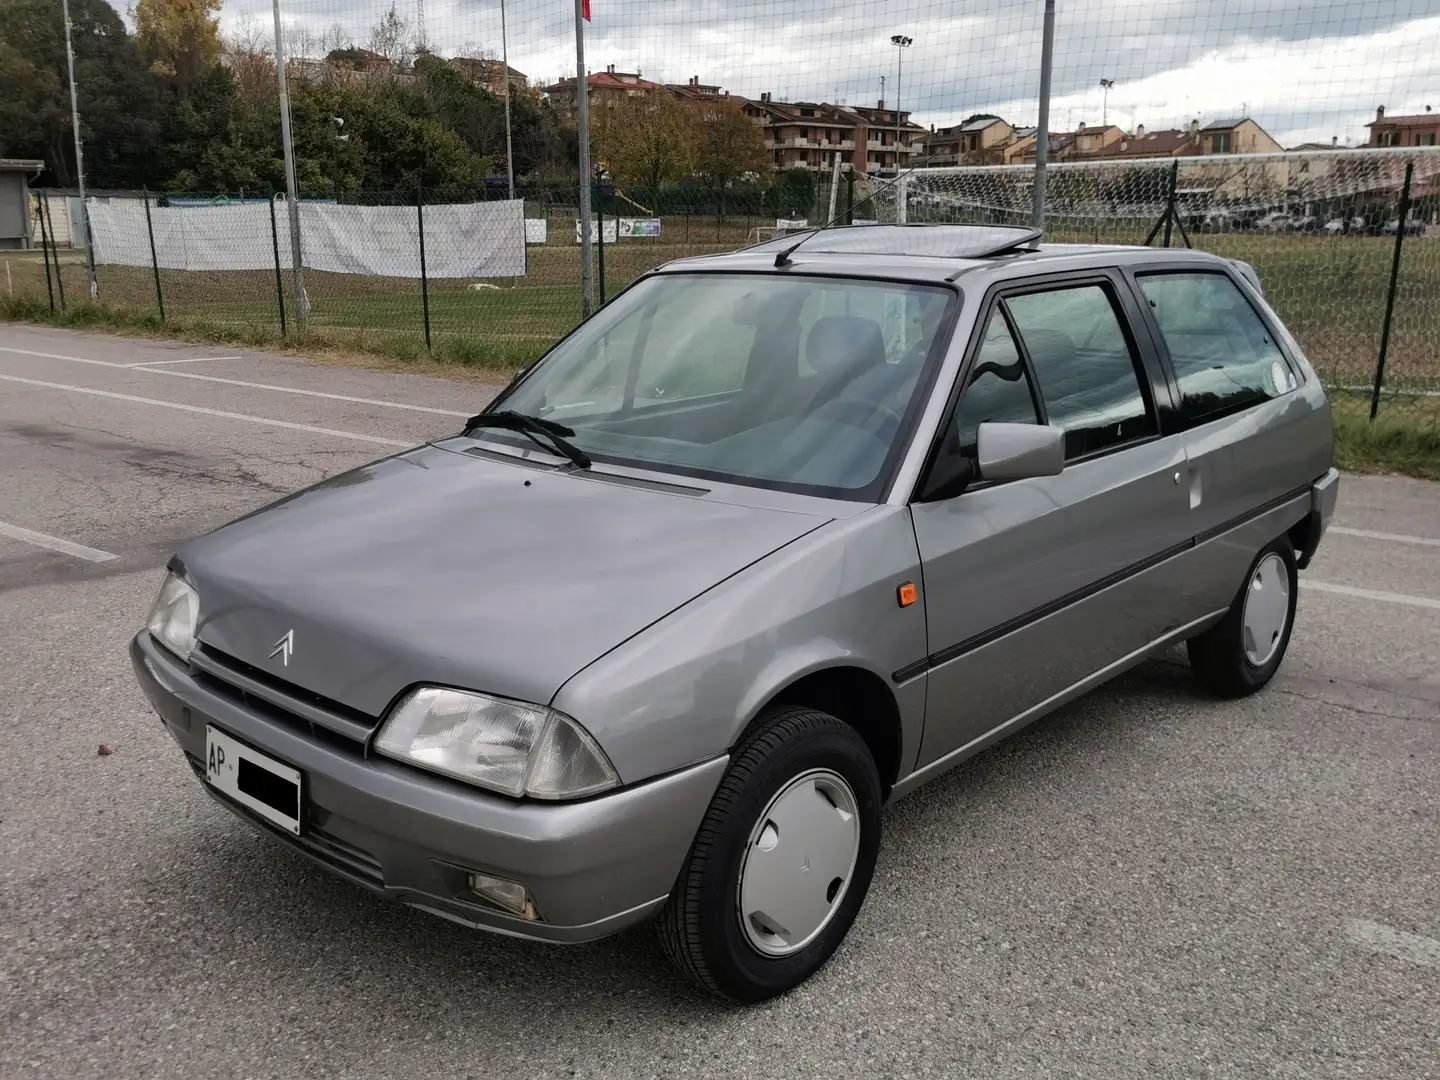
[{"left": 1, "top": 323, "right": 1436, "bottom": 1079}]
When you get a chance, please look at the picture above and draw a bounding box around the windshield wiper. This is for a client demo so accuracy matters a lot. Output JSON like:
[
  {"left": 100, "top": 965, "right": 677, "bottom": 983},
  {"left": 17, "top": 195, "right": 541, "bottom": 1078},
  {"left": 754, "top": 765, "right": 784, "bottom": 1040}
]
[{"left": 463, "top": 410, "right": 592, "bottom": 469}]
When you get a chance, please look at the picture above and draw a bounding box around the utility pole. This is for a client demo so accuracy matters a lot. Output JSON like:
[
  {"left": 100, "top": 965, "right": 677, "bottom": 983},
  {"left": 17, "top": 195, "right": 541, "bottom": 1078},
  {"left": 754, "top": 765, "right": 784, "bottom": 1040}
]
[
  {"left": 272, "top": 0, "right": 306, "bottom": 329},
  {"left": 502, "top": 0, "right": 515, "bottom": 199},
  {"left": 1100, "top": 78, "right": 1114, "bottom": 128},
  {"left": 1032, "top": 0, "right": 1056, "bottom": 228},
  {"left": 575, "top": 0, "right": 594, "bottom": 316},
  {"left": 60, "top": 0, "right": 97, "bottom": 297}
]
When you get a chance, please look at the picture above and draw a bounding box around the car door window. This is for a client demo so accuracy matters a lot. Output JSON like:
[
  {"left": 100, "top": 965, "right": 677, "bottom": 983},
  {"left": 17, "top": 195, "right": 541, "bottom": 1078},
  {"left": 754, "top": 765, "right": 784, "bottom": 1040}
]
[
  {"left": 1136, "top": 271, "right": 1299, "bottom": 425},
  {"left": 952, "top": 310, "right": 1041, "bottom": 457},
  {"left": 1004, "top": 284, "right": 1156, "bottom": 460}
]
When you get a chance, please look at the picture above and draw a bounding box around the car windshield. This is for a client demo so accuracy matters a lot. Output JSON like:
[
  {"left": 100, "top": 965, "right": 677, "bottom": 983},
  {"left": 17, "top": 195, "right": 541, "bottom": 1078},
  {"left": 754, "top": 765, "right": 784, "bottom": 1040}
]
[{"left": 490, "top": 273, "right": 956, "bottom": 499}]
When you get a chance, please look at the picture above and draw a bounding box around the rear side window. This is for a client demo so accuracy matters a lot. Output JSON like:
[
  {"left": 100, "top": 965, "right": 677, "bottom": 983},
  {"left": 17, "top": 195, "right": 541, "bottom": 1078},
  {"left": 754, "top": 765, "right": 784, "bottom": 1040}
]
[
  {"left": 1136, "top": 272, "right": 1298, "bottom": 424},
  {"left": 952, "top": 311, "right": 1041, "bottom": 456},
  {"left": 1004, "top": 284, "right": 1157, "bottom": 459}
]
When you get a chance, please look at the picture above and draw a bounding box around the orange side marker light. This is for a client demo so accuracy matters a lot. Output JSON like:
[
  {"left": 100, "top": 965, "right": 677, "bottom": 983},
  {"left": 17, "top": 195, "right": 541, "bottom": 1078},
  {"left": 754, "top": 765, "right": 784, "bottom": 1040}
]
[{"left": 897, "top": 582, "right": 918, "bottom": 608}]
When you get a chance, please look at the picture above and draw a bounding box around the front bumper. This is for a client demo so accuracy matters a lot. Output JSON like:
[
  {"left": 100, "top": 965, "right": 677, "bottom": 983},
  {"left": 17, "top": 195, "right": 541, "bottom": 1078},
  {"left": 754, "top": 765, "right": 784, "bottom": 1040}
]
[{"left": 130, "top": 631, "right": 726, "bottom": 942}]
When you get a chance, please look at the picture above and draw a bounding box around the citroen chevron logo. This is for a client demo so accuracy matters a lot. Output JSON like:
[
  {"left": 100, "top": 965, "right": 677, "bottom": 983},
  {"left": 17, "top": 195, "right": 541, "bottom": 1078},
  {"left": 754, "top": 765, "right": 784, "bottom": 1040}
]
[{"left": 269, "top": 629, "right": 294, "bottom": 667}]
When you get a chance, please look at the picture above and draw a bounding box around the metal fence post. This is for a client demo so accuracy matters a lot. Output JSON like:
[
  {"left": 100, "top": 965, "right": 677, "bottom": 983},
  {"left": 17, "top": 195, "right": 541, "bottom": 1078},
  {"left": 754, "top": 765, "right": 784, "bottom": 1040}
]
[
  {"left": 36, "top": 191, "right": 55, "bottom": 312},
  {"left": 142, "top": 188, "right": 165, "bottom": 323},
  {"left": 43, "top": 193, "right": 66, "bottom": 310},
  {"left": 1162, "top": 159, "right": 1178, "bottom": 247},
  {"left": 417, "top": 184, "right": 432, "bottom": 350},
  {"left": 1370, "top": 161, "right": 1414, "bottom": 423},
  {"left": 268, "top": 190, "right": 287, "bottom": 337},
  {"left": 595, "top": 179, "right": 606, "bottom": 306}
]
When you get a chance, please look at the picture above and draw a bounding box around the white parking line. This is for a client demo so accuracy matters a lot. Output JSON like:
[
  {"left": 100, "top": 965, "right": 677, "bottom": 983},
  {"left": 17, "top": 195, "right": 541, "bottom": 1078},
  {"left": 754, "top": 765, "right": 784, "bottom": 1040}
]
[
  {"left": 1329, "top": 526, "right": 1440, "bottom": 549},
  {"left": 0, "top": 520, "right": 119, "bottom": 563},
  {"left": 126, "top": 355, "right": 245, "bottom": 367},
  {"left": 1302, "top": 580, "right": 1440, "bottom": 611},
  {"left": 0, "top": 344, "right": 472, "bottom": 417},
  {"left": 1345, "top": 919, "right": 1440, "bottom": 969},
  {"left": 0, "top": 374, "right": 412, "bottom": 448}
]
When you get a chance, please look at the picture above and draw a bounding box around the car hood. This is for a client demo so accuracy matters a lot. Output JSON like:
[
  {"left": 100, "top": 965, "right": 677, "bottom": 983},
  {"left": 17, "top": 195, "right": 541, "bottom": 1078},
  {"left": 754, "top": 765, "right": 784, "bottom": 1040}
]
[{"left": 178, "top": 443, "right": 830, "bottom": 718}]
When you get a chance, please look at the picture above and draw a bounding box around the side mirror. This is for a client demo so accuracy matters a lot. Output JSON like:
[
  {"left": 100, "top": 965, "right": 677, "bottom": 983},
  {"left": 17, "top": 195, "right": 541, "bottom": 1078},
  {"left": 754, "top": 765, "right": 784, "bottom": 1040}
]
[{"left": 976, "top": 422, "right": 1065, "bottom": 482}]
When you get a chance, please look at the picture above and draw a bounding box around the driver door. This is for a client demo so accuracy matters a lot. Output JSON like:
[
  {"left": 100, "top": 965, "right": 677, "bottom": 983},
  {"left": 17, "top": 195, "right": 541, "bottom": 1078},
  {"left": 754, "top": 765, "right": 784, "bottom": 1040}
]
[{"left": 910, "top": 274, "right": 1194, "bottom": 768}]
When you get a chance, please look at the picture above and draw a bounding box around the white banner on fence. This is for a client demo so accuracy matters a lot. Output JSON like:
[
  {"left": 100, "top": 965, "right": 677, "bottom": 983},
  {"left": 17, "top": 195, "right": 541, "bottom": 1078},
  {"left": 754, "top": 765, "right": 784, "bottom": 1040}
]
[
  {"left": 87, "top": 198, "right": 527, "bottom": 278},
  {"left": 575, "top": 219, "right": 619, "bottom": 244}
]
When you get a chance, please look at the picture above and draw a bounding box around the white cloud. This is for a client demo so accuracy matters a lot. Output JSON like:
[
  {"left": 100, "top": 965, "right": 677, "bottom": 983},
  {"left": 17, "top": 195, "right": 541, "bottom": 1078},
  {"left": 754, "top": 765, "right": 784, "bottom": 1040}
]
[{"left": 224, "top": 0, "right": 1438, "bottom": 145}]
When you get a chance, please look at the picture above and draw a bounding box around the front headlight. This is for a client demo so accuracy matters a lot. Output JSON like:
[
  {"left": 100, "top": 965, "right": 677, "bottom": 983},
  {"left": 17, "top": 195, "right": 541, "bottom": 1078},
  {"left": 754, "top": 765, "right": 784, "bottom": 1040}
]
[
  {"left": 375, "top": 687, "right": 620, "bottom": 800},
  {"left": 147, "top": 571, "right": 198, "bottom": 661}
]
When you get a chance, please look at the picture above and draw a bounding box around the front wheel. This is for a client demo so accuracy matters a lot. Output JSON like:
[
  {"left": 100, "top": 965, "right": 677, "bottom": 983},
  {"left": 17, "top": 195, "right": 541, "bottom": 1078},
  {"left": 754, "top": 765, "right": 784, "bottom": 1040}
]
[
  {"left": 1188, "top": 536, "right": 1298, "bottom": 698},
  {"left": 658, "top": 706, "right": 882, "bottom": 1002}
]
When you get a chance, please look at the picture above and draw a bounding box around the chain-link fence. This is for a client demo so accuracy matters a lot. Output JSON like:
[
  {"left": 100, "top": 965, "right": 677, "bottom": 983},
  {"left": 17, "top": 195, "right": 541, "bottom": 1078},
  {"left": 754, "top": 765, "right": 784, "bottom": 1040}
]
[{"left": 2, "top": 0, "right": 1437, "bottom": 444}]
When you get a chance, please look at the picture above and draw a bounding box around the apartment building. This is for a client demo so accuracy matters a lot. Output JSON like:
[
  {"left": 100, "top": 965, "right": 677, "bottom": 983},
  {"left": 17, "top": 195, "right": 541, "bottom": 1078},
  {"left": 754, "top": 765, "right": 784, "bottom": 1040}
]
[
  {"left": 740, "top": 94, "right": 925, "bottom": 175},
  {"left": 1368, "top": 105, "right": 1440, "bottom": 148},
  {"left": 921, "top": 116, "right": 1016, "bottom": 165}
]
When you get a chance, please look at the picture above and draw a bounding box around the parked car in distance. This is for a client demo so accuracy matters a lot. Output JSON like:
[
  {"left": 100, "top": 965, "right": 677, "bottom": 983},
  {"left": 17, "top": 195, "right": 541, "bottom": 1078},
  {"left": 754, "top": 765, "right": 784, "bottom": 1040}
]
[
  {"left": 1323, "top": 217, "right": 1365, "bottom": 235},
  {"left": 1382, "top": 217, "right": 1425, "bottom": 236},
  {"left": 131, "top": 224, "right": 1339, "bottom": 1002},
  {"left": 1290, "top": 215, "right": 1321, "bottom": 234},
  {"left": 1257, "top": 212, "right": 1294, "bottom": 232}
]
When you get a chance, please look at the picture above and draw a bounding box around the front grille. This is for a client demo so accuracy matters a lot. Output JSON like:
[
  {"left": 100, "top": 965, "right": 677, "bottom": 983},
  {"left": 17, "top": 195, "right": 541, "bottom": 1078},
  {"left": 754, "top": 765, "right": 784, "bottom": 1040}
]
[{"left": 191, "top": 645, "right": 375, "bottom": 751}]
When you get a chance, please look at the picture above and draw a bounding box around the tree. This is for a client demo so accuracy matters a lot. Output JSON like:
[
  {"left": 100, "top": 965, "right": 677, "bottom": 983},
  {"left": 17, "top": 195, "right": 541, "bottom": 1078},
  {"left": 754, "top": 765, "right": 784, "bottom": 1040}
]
[
  {"left": 135, "top": 0, "right": 222, "bottom": 96},
  {"left": 594, "top": 93, "right": 696, "bottom": 197},
  {"left": 368, "top": 4, "right": 412, "bottom": 71},
  {"left": 0, "top": 0, "right": 164, "bottom": 187},
  {"left": 693, "top": 99, "right": 768, "bottom": 220}
]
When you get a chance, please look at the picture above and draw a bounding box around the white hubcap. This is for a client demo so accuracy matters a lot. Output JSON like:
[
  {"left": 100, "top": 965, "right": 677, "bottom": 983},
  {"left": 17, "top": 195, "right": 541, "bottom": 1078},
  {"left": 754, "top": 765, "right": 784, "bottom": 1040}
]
[
  {"left": 1241, "top": 552, "right": 1291, "bottom": 667},
  {"left": 738, "top": 769, "right": 860, "bottom": 957}
]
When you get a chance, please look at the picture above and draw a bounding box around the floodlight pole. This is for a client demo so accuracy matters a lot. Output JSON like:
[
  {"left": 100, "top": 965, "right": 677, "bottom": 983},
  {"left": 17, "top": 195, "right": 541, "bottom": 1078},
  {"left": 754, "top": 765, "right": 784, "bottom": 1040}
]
[
  {"left": 273, "top": 0, "right": 306, "bottom": 330},
  {"left": 501, "top": 0, "right": 515, "bottom": 199},
  {"left": 575, "top": 0, "right": 594, "bottom": 316},
  {"left": 60, "top": 0, "right": 97, "bottom": 297},
  {"left": 1032, "top": 0, "right": 1056, "bottom": 228},
  {"left": 891, "top": 35, "right": 912, "bottom": 179}
]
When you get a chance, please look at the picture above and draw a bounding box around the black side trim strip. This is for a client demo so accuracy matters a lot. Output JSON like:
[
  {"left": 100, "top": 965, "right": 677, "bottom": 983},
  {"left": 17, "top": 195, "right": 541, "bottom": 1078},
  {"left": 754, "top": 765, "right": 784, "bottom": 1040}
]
[
  {"left": 897, "top": 482, "right": 1315, "bottom": 684},
  {"left": 928, "top": 538, "right": 1195, "bottom": 670},
  {"left": 891, "top": 660, "right": 929, "bottom": 685},
  {"left": 1193, "top": 484, "right": 1310, "bottom": 547}
]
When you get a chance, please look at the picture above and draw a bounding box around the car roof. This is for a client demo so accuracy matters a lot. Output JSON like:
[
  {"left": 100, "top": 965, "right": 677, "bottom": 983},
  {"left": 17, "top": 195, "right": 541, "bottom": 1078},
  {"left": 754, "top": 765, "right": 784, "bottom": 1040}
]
[{"left": 654, "top": 224, "right": 1236, "bottom": 287}]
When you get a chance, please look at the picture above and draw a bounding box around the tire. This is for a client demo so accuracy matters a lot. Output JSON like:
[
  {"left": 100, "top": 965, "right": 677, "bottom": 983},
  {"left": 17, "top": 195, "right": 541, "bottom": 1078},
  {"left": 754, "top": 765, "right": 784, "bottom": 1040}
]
[
  {"left": 658, "top": 705, "right": 882, "bottom": 1002},
  {"left": 1188, "top": 536, "right": 1298, "bottom": 698}
]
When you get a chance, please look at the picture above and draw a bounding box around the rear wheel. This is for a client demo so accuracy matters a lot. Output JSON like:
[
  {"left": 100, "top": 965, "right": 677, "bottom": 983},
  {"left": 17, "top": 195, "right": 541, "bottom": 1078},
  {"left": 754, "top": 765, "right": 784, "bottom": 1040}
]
[
  {"left": 1188, "top": 536, "right": 1298, "bottom": 697},
  {"left": 658, "top": 706, "right": 882, "bottom": 1002}
]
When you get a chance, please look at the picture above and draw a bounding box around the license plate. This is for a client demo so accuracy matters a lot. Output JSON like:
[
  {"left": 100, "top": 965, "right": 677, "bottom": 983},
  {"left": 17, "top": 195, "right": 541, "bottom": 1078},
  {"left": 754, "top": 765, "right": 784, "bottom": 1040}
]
[{"left": 204, "top": 726, "right": 303, "bottom": 835}]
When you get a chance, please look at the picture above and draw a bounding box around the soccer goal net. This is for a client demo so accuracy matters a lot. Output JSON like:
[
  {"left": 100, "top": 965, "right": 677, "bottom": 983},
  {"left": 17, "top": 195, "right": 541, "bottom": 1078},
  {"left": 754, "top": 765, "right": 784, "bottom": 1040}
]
[{"left": 871, "top": 147, "right": 1440, "bottom": 242}]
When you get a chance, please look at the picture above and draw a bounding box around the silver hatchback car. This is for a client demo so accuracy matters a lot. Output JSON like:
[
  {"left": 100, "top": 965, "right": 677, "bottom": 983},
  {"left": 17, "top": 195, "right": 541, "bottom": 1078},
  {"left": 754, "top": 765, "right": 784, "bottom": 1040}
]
[{"left": 131, "top": 225, "right": 1339, "bottom": 1001}]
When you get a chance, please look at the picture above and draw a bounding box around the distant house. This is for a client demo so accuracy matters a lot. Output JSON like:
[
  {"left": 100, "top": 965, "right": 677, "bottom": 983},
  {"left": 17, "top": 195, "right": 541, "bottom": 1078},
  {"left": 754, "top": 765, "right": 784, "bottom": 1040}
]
[
  {"left": 923, "top": 116, "right": 1014, "bottom": 166},
  {"left": 666, "top": 76, "right": 726, "bottom": 105},
  {"left": 543, "top": 65, "right": 663, "bottom": 114},
  {"left": 1367, "top": 105, "right": 1440, "bottom": 148},
  {"left": 448, "top": 57, "right": 528, "bottom": 96},
  {"left": 1198, "top": 117, "right": 1283, "bottom": 155}
]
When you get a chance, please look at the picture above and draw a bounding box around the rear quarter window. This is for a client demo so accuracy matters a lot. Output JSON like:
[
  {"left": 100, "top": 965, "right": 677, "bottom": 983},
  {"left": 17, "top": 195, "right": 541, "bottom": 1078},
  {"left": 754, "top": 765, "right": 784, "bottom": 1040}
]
[{"left": 1137, "top": 271, "right": 1299, "bottom": 425}]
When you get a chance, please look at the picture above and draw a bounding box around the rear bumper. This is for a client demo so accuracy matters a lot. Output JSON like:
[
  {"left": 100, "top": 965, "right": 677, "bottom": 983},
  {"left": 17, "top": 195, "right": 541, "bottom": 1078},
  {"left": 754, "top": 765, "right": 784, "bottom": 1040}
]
[
  {"left": 130, "top": 631, "right": 725, "bottom": 942},
  {"left": 1297, "top": 467, "right": 1340, "bottom": 569}
]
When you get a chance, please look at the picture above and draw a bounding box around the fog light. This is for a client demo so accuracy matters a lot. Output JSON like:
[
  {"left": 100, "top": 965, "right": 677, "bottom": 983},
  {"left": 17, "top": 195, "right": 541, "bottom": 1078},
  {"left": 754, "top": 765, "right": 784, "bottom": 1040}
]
[{"left": 467, "top": 872, "right": 539, "bottom": 920}]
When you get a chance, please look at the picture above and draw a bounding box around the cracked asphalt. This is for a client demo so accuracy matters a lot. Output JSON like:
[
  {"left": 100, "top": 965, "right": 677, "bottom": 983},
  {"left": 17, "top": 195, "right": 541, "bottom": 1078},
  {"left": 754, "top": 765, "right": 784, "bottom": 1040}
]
[{"left": 1, "top": 324, "right": 1437, "bottom": 1079}]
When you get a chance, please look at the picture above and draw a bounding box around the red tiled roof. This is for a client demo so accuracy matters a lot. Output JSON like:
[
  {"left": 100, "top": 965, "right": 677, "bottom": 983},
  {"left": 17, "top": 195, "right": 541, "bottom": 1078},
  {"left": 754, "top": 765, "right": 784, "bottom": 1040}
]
[
  {"left": 544, "top": 72, "right": 661, "bottom": 92},
  {"left": 1368, "top": 113, "right": 1440, "bottom": 128}
]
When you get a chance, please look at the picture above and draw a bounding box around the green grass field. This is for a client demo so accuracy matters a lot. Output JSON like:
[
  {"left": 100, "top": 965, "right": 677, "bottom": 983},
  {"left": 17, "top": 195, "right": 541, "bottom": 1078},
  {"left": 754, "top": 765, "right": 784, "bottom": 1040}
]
[{"left": 4, "top": 228, "right": 1439, "bottom": 477}]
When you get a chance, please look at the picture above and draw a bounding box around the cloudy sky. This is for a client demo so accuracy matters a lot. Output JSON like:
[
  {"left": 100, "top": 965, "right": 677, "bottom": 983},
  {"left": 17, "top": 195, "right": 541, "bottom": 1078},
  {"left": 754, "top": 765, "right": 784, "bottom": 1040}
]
[{"left": 225, "top": 0, "right": 1440, "bottom": 147}]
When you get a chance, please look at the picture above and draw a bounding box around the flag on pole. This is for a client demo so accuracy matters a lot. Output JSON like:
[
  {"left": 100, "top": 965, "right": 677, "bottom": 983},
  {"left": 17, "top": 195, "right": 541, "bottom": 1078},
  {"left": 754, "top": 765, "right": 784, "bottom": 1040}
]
[{"left": 583, "top": 0, "right": 591, "bottom": 19}]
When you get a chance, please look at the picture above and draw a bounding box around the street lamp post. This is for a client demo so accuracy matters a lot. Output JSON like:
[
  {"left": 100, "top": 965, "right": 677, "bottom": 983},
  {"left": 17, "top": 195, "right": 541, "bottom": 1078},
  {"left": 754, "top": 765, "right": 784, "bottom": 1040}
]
[
  {"left": 1100, "top": 78, "right": 1114, "bottom": 128},
  {"left": 890, "top": 34, "right": 913, "bottom": 178},
  {"left": 501, "top": 0, "right": 515, "bottom": 199}
]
